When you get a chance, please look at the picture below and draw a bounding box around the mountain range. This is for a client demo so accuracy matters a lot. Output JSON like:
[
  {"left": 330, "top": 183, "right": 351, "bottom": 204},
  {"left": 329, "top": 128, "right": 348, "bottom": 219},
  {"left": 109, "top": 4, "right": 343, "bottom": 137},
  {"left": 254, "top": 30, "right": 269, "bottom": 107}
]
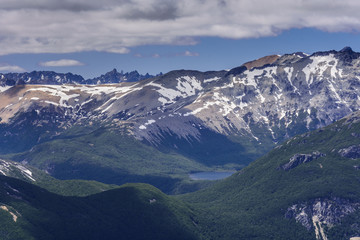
[
  {"left": 0, "top": 69, "right": 155, "bottom": 86},
  {"left": 1, "top": 47, "right": 360, "bottom": 192},
  {"left": 1, "top": 90, "right": 360, "bottom": 239},
  {"left": 1, "top": 47, "right": 360, "bottom": 239}
]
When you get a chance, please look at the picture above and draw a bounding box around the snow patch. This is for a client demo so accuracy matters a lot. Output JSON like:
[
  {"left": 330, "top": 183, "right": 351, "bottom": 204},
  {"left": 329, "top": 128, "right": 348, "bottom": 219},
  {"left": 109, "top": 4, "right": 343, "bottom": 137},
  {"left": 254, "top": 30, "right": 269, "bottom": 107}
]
[
  {"left": 27, "top": 86, "right": 80, "bottom": 107},
  {"left": 327, "top": 80, "right": 343, "bottom": 103},
  {"left": 236, "top": 68, "right": 263, "bottom": 87},
  {"left": 176, "top": 76, "right": 202, "bottom": 96},
  {"left": 149, "top": 76, "right": 202, "bottom": 105},
  {"left": 15, "top": 165, "right": 35, "bottom": 182},
  {"left": 264, "top": 66, "right": 277, "bottom": 78},
  {"left": 139, "top": 119, "right": 156, "bottom": 130},
  {"left": 0, "top": 86, "right": 12, "bottom": 93},
  {"left": 26, "top": 84, "right": 143, "bottom": 113},
  {"left": 81, "top": 99, "right": 93, "bottom": 106},
  {"left": 284, "top": 67, "right": 294, "bottom": 81},
  {"left": 302, "top": 54, "right": 340, "bottom": 86},
  {"left": 204, "top": 77, "right": 221, "bottom": 83}
]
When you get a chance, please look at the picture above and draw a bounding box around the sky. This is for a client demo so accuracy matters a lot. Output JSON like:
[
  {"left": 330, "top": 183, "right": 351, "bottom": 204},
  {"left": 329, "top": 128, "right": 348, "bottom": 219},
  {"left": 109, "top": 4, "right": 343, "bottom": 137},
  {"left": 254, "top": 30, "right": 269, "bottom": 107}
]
[{"left": 1, "top": 0, "right": 360, "bottom": 79}]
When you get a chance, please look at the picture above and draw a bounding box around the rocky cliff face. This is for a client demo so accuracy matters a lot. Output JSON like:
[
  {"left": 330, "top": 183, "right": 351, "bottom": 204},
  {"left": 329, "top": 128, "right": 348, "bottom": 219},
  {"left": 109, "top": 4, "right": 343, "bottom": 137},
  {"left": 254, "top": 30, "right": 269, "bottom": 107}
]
[
  {"left": 83, "top": 69, "right": 154, "bottom": 84},
  {"left": 286, "top": 198, "right": 360, "bottom": 240},
  {"left": 338, "top": 145, "right": 360, "bottom": 159},
  {"left": 1, "top": 47, "right": 360, "bottom": 164},
  {"left": 279, "top": 151, "right": 326, "bottom": 171},
  {"left": 0, "top": 159, "right": 35, "bottom": 182}
]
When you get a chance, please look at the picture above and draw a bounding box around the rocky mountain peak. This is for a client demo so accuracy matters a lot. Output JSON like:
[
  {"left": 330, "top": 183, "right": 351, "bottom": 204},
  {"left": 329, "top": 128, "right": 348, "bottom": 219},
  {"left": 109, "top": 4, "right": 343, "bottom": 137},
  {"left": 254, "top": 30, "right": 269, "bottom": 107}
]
[
  {"left": 340, "top": 46, "right": 353, "bottom": 53},
  {"left": 108, "top": 68, "right": 120, "bottom": 75},
  {"left": 337, "top": 46, "right": 360, "bottom": 63},
  {"left": 310, "top": 46, "right": 360, "bottom": 62},
  {"left": 242, "top": 54, "right": 280, "bottom": 70}
]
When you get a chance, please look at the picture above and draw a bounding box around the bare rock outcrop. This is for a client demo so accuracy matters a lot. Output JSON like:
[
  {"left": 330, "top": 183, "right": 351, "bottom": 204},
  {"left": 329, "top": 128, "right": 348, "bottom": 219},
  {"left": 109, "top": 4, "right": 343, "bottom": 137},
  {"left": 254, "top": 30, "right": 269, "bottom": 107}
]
[
  {"left": 339, "top": 145, "right": 360, "bottom": 159},
  {"left": 286, "top": 197, "right": 359, "bottom": 240},
  {"left": 279, "top": 151, "right": 326, "bottom": 171}
]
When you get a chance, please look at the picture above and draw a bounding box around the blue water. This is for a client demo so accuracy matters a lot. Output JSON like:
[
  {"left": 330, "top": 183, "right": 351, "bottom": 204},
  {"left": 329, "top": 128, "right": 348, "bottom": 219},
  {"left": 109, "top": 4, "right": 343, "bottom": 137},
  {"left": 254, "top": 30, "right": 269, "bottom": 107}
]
[{"left": 189, "top": 171, "right": 236, "bottom": 180}]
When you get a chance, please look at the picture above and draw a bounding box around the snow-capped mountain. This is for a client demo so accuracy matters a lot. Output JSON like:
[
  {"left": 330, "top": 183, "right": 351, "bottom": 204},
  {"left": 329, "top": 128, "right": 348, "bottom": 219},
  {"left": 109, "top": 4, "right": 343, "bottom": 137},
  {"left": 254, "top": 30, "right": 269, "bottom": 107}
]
[{"left": 1, "top": 47, "right": 360, "bottom": 165}]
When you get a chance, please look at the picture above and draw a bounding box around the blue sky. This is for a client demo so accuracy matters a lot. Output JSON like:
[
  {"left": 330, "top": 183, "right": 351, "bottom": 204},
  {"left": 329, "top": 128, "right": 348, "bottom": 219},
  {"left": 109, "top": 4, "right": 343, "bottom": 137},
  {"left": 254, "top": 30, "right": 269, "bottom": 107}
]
[{"left": 1, "top": 1, "right": 360, "bottom": 79}]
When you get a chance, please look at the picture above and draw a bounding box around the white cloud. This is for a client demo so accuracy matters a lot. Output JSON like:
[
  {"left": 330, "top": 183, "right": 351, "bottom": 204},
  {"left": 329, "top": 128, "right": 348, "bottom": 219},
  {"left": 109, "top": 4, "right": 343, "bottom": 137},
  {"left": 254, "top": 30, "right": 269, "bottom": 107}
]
[
  {"left": 0, "top": 64, "right": 26, "bottom": 72},
  {"left": 183, "top": 50, "right": 199, "bottom": 57},
  {"left": 39, "top": 59, "right": 84, "bottom": 67},
  {"left": 103, "top": 47, "right": 130, "bottom": 54},
  {"left": 0, "top": 0, "right": 360, "bottom": 55}
]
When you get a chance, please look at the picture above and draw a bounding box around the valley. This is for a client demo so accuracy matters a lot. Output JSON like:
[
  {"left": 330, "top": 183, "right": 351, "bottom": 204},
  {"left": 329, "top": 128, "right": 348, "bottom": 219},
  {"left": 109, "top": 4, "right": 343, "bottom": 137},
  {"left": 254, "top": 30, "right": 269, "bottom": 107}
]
[
  {"left": 182, "top": 109, "right": 360, "bottom": 239},
  {"left": 189, "top": 171, "right": 236, "bottom": 180},
  {"left": 1, "top": 47, "right": 360, "bottom": 239}
]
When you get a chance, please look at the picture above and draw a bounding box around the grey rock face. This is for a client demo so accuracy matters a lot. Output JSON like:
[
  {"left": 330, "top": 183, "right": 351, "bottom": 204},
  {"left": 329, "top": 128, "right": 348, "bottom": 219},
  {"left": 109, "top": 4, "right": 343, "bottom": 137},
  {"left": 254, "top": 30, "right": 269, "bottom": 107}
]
[
  {"left": 82, "top": 69, "right": 154, "bottom": 84},
  {"left": 339, "top": 145, "right": 360, "bottom": 159},
  {"left": 280, "top": 151, "right": 326, "bottom": 171},
  {"left": 286, "top": 197, "right": 359, "bottom": 239},
  {"left": 0, "top": 159, "right": 35, "bottom": 182}
]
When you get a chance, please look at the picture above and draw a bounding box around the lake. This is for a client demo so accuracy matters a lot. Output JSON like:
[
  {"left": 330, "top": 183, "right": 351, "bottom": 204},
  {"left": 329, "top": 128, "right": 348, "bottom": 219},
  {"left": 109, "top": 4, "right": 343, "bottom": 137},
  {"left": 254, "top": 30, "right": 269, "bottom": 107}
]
[{"left": 189, "top": 171, "right": 236, "bottom": 180}]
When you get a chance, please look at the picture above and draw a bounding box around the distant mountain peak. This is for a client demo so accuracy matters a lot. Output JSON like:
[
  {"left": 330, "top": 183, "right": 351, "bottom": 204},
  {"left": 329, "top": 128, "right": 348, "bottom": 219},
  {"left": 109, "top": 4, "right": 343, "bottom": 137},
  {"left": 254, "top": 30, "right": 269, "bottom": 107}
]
[
  {"left": 103, "top": 68, "right": 121, "bottom": 77},
  {"left": 340, "top": 46, "right": 353, "bottom": 52},
  {"left": 292, "top": 52, "right": 308, "bottom": 58},
  {"left": 242, "top": 55, "right": 280, "bottom": 70}
]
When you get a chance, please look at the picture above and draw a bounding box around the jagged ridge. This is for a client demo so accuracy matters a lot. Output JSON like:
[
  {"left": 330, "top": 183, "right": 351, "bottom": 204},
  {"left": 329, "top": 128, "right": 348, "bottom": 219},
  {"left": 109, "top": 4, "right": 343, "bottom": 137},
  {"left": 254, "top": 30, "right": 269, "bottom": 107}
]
[{"left": 0, "top": 69, "right": 155, "bottom": 86}]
